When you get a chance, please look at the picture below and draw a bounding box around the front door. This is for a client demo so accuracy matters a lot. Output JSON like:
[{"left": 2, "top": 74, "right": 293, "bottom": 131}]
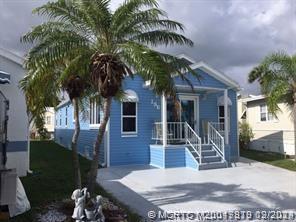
[{"left": 179, "top": 96, "right": 198, "bottom": 132}]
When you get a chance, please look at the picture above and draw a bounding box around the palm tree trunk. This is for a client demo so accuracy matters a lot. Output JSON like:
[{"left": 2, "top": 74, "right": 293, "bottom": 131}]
[
  {"left": 71, "top": 97, "right": 82, "bottom": 189},
  {"left": 88, "top": 97, "right": 112, "bottom": 195},
  {"left": 293, "top": 93, "right": 296, "bottom": 161}
]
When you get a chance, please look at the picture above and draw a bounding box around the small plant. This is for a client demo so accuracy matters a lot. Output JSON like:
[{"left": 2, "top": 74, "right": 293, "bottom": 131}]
[{"left": 239, "top": 121, "right": 254, "bottom": 149}]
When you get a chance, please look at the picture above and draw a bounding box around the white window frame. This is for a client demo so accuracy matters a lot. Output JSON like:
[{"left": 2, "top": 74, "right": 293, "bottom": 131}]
[
  {"left": 259, "top": 104, "right": 275, "bottom": 122},
  {"left": 89, "top": 97, "right": 100, "bottom": 129},
  {"left": 218, "top": 106, "right": 230, "bottom": 132},
  {"left": 59, "top": 111, "right": 62, "bottom": 127},
  {"left": 46, "top": 116, "right": 51, "bottom": 125},
  {"left": 65, "top": 106, "right": 68, "bottom": 127},
  {"left": 121, "top": 101, "right": 138, "bottom": 136}
]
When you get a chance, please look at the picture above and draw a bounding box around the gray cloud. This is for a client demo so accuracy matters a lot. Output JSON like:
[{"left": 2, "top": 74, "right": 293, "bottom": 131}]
[{"left": 1, "top": 0, "right": 295, "bottom": 94}]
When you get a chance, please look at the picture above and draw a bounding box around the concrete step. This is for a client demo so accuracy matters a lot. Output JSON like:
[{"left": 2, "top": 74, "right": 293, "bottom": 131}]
[
  {"left": 201, "top": 155, "right": 221, "bottom": 163},
  {"left": 201, "top": 144, "right": 212, "bottom": 151},
  {"left": 199, "top": 161, "right": 227, "bottom": 170},
  {"left": 201, "top": 150, "right": 216, "bottom": 157}
]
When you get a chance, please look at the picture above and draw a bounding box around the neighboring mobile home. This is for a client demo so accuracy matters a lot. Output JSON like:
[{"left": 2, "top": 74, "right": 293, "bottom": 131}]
[
  {"left": 238, "top": 95, "right": 295, "bottom": 156},
  {"left": 55, "top": 55, "right": 240, "bottom": 170},
  {"left": 30, "top": 107, "right": 55, "bottom": 139},
  {"left": 0, "top": 48, "right": 29, "bottom": 177}
]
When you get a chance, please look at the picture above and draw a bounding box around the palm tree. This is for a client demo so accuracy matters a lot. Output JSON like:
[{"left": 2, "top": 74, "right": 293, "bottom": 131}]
[
  {"left": 20, "top": 62, "right": 90, "bottom": 189},
  {"left": 22, "top": 0, "right": 198, "bottom": 194},
  {"left": 249, "top": 51, "right": 296, "bottom": 160}
]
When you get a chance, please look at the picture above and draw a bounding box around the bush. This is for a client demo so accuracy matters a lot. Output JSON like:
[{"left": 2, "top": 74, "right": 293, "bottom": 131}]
[{"left": 239, "top": 121, "right": 254, "bottom": 149}]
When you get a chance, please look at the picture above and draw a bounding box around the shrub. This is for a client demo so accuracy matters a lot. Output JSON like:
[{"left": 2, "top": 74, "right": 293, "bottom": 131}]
[{"left": 239, "top": 121, "right": 254, "bottom": 149}]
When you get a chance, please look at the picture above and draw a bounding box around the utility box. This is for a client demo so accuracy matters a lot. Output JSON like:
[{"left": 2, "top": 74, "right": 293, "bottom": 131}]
[{"left": 0, "top": 169, "right": 17, "bottom": 205}]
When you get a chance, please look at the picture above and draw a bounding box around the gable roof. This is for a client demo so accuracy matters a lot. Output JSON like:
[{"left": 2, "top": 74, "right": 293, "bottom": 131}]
[
  {"left": 190, "top": 61, "right": 240, "bottom": 91},
  {"left": 0, "top": 47, "right": 24, "bottom": 66},
  {"left": 176, "top": 54, "right": 240, "bottom": 90}
]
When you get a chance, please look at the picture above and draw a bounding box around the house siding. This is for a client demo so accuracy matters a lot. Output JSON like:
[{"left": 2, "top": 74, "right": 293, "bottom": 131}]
[
  {"left": 109, "top": 75, "right": 161, "bottom": 166},
  {"left": 0, "top": 52, "right": 28, "bottom": 177},
  {"left": 165, "top": 147, "right": 185, "bottom": 168},
  {"left": 150, "top": 145, "right": 199, "bottom": 169},
  {"left": 150, "top": 145, "right": 164, "bottom": 168},
  {"left": 239, "top": 98, "right": 295, "bottom": 155},
  {"left": 54, "top": 66, "right": 239, "bottom": 166},
  {"left": 55, "top": 129, "right": 105, "bottom": 164},
  {"left": 185, "top": 148, "right": 199, "bottom": 169}
]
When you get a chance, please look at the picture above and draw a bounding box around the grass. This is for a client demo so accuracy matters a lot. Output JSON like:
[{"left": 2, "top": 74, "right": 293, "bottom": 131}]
[
  {"left": 9, "top": 140, "right": 141, "bottom": 222},
  {"left": 240, "top": 148, "right": 296, "bottom": 171}
]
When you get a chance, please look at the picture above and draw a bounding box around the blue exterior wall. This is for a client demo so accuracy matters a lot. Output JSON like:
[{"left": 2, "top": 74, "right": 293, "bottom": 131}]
[
  {"left": 54, "top": 102, "right": 106, "bottom": 164},
  {"left": 55, "top": 129, "right": 105, "bottom": 163},
  {"left": 54, "top": 67, "right": 239, "bottom": 166},
  {"left": 150, "top": 145, "right": 164, "bottom": 168},
  {"left": 109, "top": 75, "right": 161, "bottom": 166},
  {"left": 150, "top": 145, "right": 199, "bottom": 169},
  {"left": 185, "top": 149, "right": 199, "bottom": 169},
  {"left": 165, "top": 147, "right": 185, "bottom": 168},
  {"left": 174, "top": 69, "right": 239, "bottom": 161}
]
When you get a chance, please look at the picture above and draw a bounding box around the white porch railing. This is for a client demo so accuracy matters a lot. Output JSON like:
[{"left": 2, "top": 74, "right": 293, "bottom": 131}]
[
  {"left": 209, "top": 122, "right": 225, "bottom": 133},
  {"left": 185, "top": 122, "right": 202, "bottom": 164},
  {"left": 152, "top": 122, "right": 187, "bottom": 143},
  {"left": 152, "top": 122, "right": 202, "bottom": 163},
  {"left": 208, "top": 122, "right": 225, "bottom": 161}
]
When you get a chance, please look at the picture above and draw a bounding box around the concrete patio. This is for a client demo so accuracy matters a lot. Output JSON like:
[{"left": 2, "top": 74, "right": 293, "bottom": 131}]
[{"left": 97, "top": 158, "right": 296, "bottom": 219}]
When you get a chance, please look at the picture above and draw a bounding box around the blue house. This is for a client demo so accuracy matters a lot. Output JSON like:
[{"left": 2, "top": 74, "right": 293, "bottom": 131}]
[{"left": 55, "top": 55, "right": 240, "bottom": 170}]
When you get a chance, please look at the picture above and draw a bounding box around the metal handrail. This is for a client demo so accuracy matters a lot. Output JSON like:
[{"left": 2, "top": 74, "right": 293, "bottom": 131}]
[
  {"left": 152, "top": 122, "right": 187, "bottom": 142},
  {"left": 184, "top": 122, "right": 202, "bottom": 164},
  {"left": 208, "top": 122, "right": 225, "bottom": 161}
]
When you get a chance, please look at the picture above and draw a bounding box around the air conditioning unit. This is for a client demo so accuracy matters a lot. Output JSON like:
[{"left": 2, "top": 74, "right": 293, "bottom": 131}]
[{"left": 0, "top": 168, "right": 17, "bottom": 205}]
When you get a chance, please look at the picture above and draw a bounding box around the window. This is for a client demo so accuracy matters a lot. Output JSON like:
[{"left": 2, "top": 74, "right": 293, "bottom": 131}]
[
  {"left": 122, "top": 102, "right": 137, "bottom": 134},
  {"left": 90, "top": 97, "right": 100, "bottom": 125},
  {"left": 260, "top": 104, "right": 274, "bottom": 121},
  {"left": 65, "top": 107, "right": 68, "bottom": 126},
  {"left": 59, "top": 111, "right": 62, "bottom": 126},
  {"left": 218, "top": 106, "right": 230, "bottom": 132},
  {"left": 46, "top": 116, "right": 51, "bottom": 125}
]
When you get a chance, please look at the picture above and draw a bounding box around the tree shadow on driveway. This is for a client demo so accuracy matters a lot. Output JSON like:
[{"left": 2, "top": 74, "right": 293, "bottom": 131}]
[{"left": 143, "top": 182, "right": 296, "bottom": 211}]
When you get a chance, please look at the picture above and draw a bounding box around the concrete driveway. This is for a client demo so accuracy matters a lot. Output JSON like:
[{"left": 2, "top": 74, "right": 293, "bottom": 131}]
[{"left": 97, "top": 158, "right": 296, "bottom": 219}]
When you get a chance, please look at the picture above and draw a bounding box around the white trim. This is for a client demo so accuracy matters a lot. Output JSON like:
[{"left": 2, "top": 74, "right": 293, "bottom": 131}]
[
  {"left": 89, "top": 97, "right": 100, "bottom": 127},
  {"left": 224, "top": 89, "right": 229, "bottom": 145},
  {"left": 179, "top": 95, "right": 199, "bottom": 134},
  {"left": 122, "top": 89, "right": 139, "bottom": 102},
  {"left": 218, "top": 105, "right": 230, "bottom": 133},
  {"left": 0, "top": 47, "right": 24, "bottom": 66},
  {"left": 177, "top": 54, "right": 197, "bottom": 64},
  {"left": 65, "top": 106, "right": 68, "bottom": 128},
  {"left": 89, "top": 124, "right": 100, "bottom": 129},
  {"left": 258, "top": 103, "right": 277, "bottom": 123},
  {"left": 161, "top": 94, "right": 167, "bottom": 147},
  {"left": 121, "top": 101, "right": 138, "bottom": 135},
  {"left": 190, "top": 61, "right": 240, "bottom": 90}
]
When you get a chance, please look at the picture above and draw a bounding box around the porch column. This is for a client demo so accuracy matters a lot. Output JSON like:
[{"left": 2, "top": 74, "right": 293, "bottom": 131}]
[
  {"left": 161, "top": 93, "right": 167, "bottom": 147},
  {"left": 224, "top": 89, "right": 229, "bottom": 145}
]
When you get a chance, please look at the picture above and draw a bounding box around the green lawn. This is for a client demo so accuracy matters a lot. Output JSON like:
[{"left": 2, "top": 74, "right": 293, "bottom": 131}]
[
  {"left": 240, "top": 148, "right": 296, "bottom": 171},
  {"left": 9, "top": 141, "right": 141, "bottom": 222}
]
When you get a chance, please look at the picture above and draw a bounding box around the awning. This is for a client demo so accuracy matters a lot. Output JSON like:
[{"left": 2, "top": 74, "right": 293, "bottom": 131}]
[
  {"left": 217, "top": 95, "right": 232, "bottom": 106},
  {"left": 123, "top": 89, "right": 139, "bottom": 102},
  {"left": 0, "top": 70, "right": 10, "bottom": 84}
]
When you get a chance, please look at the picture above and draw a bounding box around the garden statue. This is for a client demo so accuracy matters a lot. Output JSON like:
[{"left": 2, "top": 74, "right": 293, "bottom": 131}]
[
  {"left": 84, "top": 195, "right": 105, "bottom": 222},
  {"left": 71, "top": 188, "right": 89, "bottom": 222}
]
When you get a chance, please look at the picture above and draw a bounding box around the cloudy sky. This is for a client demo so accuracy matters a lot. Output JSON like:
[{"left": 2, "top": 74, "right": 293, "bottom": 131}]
[{"left": 0, "top": 0, "right": 295, "bottom": 94}]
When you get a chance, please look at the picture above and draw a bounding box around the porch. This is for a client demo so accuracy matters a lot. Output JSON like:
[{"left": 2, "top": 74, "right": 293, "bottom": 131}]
[{"left": 149, "top": 88, "right": 232, "bottom": 170}]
